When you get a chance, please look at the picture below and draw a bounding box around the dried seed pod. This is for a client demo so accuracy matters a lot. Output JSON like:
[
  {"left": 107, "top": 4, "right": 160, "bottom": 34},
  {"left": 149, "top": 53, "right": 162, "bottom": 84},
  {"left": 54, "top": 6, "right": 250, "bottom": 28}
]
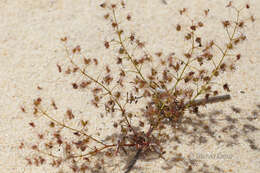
[
  {"left": 66, "top": 109, "right": 75, "bottom": 119},
  {"left": 176, "top": 24, "right": 181, "bottom": 31}
]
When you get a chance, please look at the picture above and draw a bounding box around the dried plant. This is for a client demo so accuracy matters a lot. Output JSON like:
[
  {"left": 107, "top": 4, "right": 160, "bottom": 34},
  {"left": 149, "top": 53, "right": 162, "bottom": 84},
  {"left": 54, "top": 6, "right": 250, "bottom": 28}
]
[{"left": 19, "top": 1, "right": 259, "bottom": 173}]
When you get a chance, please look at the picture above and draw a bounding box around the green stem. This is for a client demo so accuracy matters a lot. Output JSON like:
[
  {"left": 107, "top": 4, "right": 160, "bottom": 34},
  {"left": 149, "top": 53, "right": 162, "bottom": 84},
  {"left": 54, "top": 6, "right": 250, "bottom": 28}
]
[
  {"left": 112, "top": 9, "right": 157, "bottom": 90},
  {"left": 190, "top": 9, "right": 241, "bottom": 103}
]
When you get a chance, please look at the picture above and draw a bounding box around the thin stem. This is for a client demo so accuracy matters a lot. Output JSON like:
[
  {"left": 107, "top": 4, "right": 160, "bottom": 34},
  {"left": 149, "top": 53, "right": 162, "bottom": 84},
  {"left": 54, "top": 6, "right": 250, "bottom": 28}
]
[
  {"left": 63, "top": 44, "right": 134, "bottom": 132},
  {"left": 170, "top": 32, "right": 196, "bottom": 94},
  {"left": 37, "top": 149, "right": 61, "bottom": 159},
  {"left": 112, "top": 9, "right": 156, "bottom": 91},
  {"left": 37, "top": 106, "right": 107, "bottom": 146},
  {"left": 191, "top": 9, "right": 241, "bottom": 102},
  {"left": 72, "top": 144, "right": 116, "bottom": 158}
]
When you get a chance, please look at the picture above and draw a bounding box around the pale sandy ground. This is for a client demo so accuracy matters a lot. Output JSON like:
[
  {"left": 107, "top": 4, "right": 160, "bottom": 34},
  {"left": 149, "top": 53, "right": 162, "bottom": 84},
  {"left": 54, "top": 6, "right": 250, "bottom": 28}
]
[{"left": 0, "top": 0, "right": 260, "bottom": 173}]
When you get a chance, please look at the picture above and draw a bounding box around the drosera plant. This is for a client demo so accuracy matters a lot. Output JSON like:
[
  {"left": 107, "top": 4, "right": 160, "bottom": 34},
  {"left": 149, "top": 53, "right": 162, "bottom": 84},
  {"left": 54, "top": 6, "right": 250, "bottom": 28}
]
[{"left": 19, "top": 1, "right": 259, "bottom": 173}]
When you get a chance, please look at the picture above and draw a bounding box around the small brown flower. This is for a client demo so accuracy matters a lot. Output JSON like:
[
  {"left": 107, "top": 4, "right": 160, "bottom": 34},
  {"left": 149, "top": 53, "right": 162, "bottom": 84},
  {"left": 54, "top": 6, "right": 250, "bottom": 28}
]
[{"left": 176, "top": 24, "right": 181, "bottom": 31}]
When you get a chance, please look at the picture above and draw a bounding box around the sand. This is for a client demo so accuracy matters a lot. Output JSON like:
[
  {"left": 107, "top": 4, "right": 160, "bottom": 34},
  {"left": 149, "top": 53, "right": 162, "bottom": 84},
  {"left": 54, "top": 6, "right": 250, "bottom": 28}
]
[{"left": 0, "top": 0, "right": 259, "bottom": 172}]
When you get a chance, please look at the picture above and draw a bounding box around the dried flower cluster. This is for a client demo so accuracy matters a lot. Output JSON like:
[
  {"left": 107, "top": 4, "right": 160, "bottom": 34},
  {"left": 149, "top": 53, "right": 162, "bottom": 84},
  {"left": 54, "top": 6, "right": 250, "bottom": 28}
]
[{"left": 20, "top": 1, "right": 258, "bottom": 173}]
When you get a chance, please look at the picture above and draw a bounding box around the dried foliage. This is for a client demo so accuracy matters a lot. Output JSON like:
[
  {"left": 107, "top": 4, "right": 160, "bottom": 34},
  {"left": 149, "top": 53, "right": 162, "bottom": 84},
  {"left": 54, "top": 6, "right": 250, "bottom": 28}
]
[{"left": 20, "top": 1, "right": 259, "bottom": 173}]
